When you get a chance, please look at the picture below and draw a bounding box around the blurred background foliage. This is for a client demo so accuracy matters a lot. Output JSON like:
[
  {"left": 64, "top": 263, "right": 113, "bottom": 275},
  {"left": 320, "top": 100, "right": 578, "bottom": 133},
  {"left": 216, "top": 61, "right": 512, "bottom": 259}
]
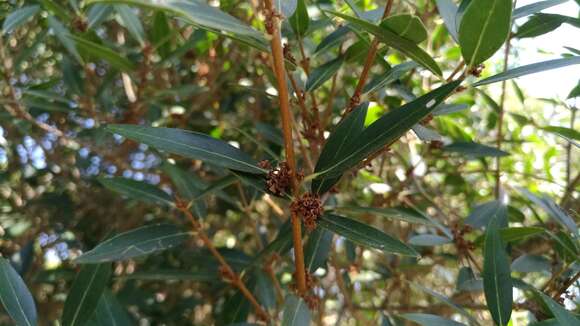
[{"left": 0, "top": 0, "right": 578, "bottom": 325}]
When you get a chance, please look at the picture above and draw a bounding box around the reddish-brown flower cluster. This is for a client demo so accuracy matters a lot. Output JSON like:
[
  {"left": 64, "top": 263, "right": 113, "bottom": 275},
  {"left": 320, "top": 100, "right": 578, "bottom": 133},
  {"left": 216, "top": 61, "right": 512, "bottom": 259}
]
[
  {"left": 261, "top": 161, "right": 293, "bottom": 196},
  {"left": 291, "top": 193, "right": 324, "bottom": 231},
  {"left": 468, "top": 64, "right": 485, "bottom": 77},
  {"left": 420, "top": 114, "right": 434, "bottom": 126},
  {"left": 289, "top": 271, "right": 320, "bottom": 309},
  {"left": 452, "top": 224, "right": 475, "bottom": 255}
]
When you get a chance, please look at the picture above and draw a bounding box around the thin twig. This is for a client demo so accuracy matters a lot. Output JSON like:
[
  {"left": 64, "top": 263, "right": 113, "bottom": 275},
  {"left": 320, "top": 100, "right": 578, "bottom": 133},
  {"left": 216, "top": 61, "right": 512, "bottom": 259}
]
[
  {"left": 342, "top": 0, "right": 395, "bottom": 116},
  {"left": 175, "top": 200, "right": 270, "bottom": 321}
]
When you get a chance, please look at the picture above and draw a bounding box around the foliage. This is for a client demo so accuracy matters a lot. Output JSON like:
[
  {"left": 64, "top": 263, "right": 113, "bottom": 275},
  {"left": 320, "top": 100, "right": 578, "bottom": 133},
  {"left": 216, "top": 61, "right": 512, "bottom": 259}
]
[{"left": 0, "top": 0, "right": 579, "bottom": 325}]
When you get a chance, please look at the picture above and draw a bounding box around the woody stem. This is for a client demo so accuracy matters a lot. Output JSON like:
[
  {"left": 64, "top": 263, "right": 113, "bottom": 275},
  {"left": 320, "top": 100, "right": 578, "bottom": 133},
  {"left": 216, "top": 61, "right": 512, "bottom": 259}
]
[{"left": 263, "top": 0, "right": 308, "bottom": 295}]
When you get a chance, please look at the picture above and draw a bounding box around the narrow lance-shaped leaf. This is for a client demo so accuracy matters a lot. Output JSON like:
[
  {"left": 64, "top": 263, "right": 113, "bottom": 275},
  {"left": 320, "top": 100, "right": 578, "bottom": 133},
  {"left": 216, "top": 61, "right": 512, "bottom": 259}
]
[
  {"left": 275, "top": 0, "right": 298, "bottom": 18},
  {"left": 93, "top": 291, "right": 134, "bottom": 325},
  {"left": 86, "top": 0, "right": 263, "bottom": 39},
  {"left": 435, "top": 0, "right": 459, "bottom": 42},
  {"left": 408, "top": 234, "right": 453, "bottom": 246},
  {"left": 312, "top": 103, "right": 368, "bottom": 193},
  {"left": 512, "top": 0, "right": 569, "bottom": 20},
  {"left": 458, "top": 0, "right": 513, "bottom": 67},
  {"left": 120, "top": 270, "right": 217, "bottom": 282},
  {"left": 483, "top": 217, "right": 513, "bottom": 326},
  {"left": 515, "top": 14, "right": 571, "bottom": 39},
  {"left": 98, "top": 177, "right": 173, "bottom": 206},
  {"left": 62, "top": 263, "right": 112, "bottom": 326},
  {"left": 115, "top": 5, "right": 146, "bottom": 45},
  {"left": 47, "top": 16, "right": 83, "bottom": 64},
  {"left": 333, "top": 206, "right": 434, "bottom": 225},
  {"left": 319, "top": 214, "right": 419, "bottom": 256},
  {"left": 75, "top": 224, "right": 191, "bottom": 263},
  {"left": 0, "top": 257, "right": 37, "bottom": 326},
  {"left": 289, "top": 0, "right": 309, "bottom": 37},
  {"left": 315, "top": 80, "right": 461, "bottom": 179},
  {"left": 443, "top": 142, "right": 510, "bottom": 158},
  {"left": 325, "top": 10, "right": 442, "bottom": 76},
  {"left": 304, "top": 228, "right": 333, "bottom": 272},
  {"left": 282, "top": 295, "right": 311, "bottom": 326},
  {"left": 535, "top": 290, "right": 579, "bottom": 326},
  {"left": 106, "top": 124, "right": 265, "bottom": 174},
  {"left": 2, "top": 5, "right": 40, "bottom": 34},
  {"left": 380, "top": 14, "right": 428, "bottom": 44},
  {"left": 363, "top": 61, "right": 418, "bottom": 95},
  {"left": 305, "top": 57, "right": 344, "bottom": 92},
  {"left": 162, "top": 163, "right": 207, "bottom": 218},
  {"left": 412, "top": 283, "right": 480, "bottom": 326},
  {"left": 518, "top": 188, "right": 578, "bottom": 234},
  {"left": 473, "top": 56, "right": 580, "bottom": 87},
  {"left": 542, "top": 126, "right": 580, "bottom": 142},
  {"left": 69, "top": 35, "right": 136, "bottom": 71},
  {"left": 400, "top": 313, "right": 466, "bottom": 326}
]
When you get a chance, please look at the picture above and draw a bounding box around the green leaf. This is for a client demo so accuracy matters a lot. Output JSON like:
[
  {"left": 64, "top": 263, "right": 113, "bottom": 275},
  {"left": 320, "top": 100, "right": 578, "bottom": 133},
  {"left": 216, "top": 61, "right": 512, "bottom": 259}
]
[
  {"left": 511, "top": 254, "right": 551, "bottom": 273},
  {"left": 275, "top": 0, "right": 298, "bottom": 18},
  {"left": 47, "top": 16, "right": 83, "bottom": 64},
  {"left": 568, "top": 81, "right": 580, "bottom": 99},
  {"left": 0, "top": 257, "right": 37, "bottom": 326},
  {"left": 326, "top": 10, "right": 442, "bottom": 76},
  {"left": 474, "top": 227, "right": 545, "bottom": 246},
  {"left": 312, "top": 103, "right": 368, "bottom": 193},
  {"left": 519, "top": 188, "right": 578, "bottom": 234},
  {"left": 2, "top": 5, "right": 40, "bottom": 34},
  {"left": 115, "top": 5, "right": 146, "bottom": 45},
  {"left": 435, "top": 0, "right": 460, "bottom": 42},
  {"left": 314, "top": 26, "right": 350, "bottom": 54},
  {"left": 315, "top": 80, "right": 461, "bottom": 179},
  {"left": 513, "top": 0, "right": 569, "bottom": 19},
  {"left": 93, "top": 291, "right": 134, "bottom": 325},
  {"left": 304, "top": 228, "right": 333, "bottom": 272},
  {"left": 433, "top": 103, "right": 469, "bottom": 115},
  {"left": 516, "top": 14, "right": 576, "bottom": 38},
  {"left": 400, "top": 313, "right": 465, "bottom": 326},
  {"left": 98, "top": 177, "right": 173, "bottom": 206},
  {"left": 319, "top": 214, "right": 419, "bottom": 256},
  {"left": 466, "top": 200, "right": 508, "bottom": 229},
  {"left": 333, "top": 206, "right": 435, "bottom": 225},
  {"left": 162, "top": 163, "right": 207, "bottom": 218},
  {"left": 458, "top": 0, "right": 513, "bottom": 67},
  {"left": 535, "top": 291, "right": 579, "bottom": 326},
  {"left": 363, "top": 61, "right": 418, "bottom": 95},
  {"left": 483, "top": 217, "right": 513, "bottom": 326},
  {"left": 69, "top": 35, "right": 136, "bottom": 71},
  {"left": 86, "top": 0, "right": 263, "bottom": 39},
  {"left": 305, "top": 57, "right": 344, "bottom": 92},
  {"left": 106, "top": 124, "right": 265, "bottom": 174},
  {"left": 443, "top": 142, "right": 509, "bottom": 158},
  {"left": 62, "top": 263, "right": 112, "bottom": 326},
  {"left": 542, "top": 126, "right": 580, "bottom": 141},
  {"left": 282, "top": 295, "right": 311, "bottom": 326},
  {"left": 152, "top": 11, "right": 171, "bottom": 58},
  {"left": 120, "top": 270, "right": 217, "bottom": 282},
  {"left": 412, "top": 283, "right": 480, "bottom": 325},
  {"left": 473, "top": 56, "right": 580, "bottom": 86},
  {"left": 380, "top": 14, "right": 428, "bottom": 44},
  {"left": 87, "top": 4, "right": 114, "bottom": 29},
  {"left": 408, "top": 234, "right": 453, "bottom": 246},
  {"left": 75, "top": 224, "right": 191, "bottom": 263},
  {"left": 289, "top": 0, "right": 309, "bottom": 37}
]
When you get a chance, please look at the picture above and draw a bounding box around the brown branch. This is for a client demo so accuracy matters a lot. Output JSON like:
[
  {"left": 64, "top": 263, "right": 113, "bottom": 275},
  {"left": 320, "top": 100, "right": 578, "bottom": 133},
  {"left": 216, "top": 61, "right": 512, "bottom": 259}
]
[
  {"left": 263, "top": 0, "right": 308, "bottom": 295},
  {"left": 175, "top": 200, "right": 270, "bottom": 322},
  {"left": 342, "top": 0, "right": 395, "bottom": 116}
]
